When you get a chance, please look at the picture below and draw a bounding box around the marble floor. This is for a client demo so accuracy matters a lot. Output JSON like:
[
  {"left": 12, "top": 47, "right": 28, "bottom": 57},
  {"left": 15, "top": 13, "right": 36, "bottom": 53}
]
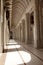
[{"left": 0, "top": 39, "right": 43, "bottom": 65}]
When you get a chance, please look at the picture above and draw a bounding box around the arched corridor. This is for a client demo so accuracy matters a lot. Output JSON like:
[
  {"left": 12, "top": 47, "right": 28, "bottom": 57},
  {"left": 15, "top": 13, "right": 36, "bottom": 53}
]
[{"left": 0, "top": 0, "right": 43, "bottom": 65}]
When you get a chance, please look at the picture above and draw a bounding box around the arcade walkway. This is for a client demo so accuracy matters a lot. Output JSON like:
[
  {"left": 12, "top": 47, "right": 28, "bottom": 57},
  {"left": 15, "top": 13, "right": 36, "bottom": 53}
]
[{"left": 0, "top": 40, "right": 43, "bottom": 65}]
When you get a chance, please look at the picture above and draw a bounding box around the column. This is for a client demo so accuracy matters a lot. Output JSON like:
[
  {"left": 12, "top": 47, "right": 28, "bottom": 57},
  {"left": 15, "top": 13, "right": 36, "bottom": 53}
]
[
  {"left": 25, "top": 13, "right": 30, "bottom": 44},
  {"left": 22, "top": 19, "right": 25, "bottom": 42},
  {"left": 19, "top": 23, "right": 21, "bottom": 41},
  {"left": 4, "top": 10, "right": 7, "bottom": 48},
  {"left": 21, "top": 22, "right": 23, "bottom": 42},
  {"left": 35, "top": 0, "right": 41, "bottom": 48}
]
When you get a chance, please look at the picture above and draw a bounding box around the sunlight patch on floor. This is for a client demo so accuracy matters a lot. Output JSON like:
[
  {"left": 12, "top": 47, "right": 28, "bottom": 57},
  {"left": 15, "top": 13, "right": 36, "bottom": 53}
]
[
  {"left": 4, "top": 40, "right": 31, "bottom": 65},
  {"left": 4, "top": 51, "right": 31, "bottom": 65},
  {"left": 15, "top": 45, "right": 21, "bottom": 48},
  {"left": 19, "top": 51, "right": 31, "bottom": 63},
  {"left": 5, "top": 52, "right": 23, "bottom": 65},
  {"left": 8, "top": 40, "right": 18, "bottom": 44},
  {"left": 4, "top": 45, "right": 21, "bottom": 49}
]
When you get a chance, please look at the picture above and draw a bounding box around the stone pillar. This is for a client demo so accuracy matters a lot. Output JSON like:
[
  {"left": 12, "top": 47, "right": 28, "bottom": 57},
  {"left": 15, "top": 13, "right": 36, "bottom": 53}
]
[
  {"left": 13, "top": 30, "right": 15, "bottom": 39},
  {"left": 25, "top": 15, "right": 28, "bottom": 44},
  {"left": 18, "top": 25, "right": 20, "bottom": 41},
  {"left": 22, "top": 19, "right": 25, "bottom": 42},
  {"left": 38, "top": 0, "right": 43, "bottom": 48},
  {"left": 0, "top": 0, "right": 4, "bottom": 52},
  {"left": 20, "top": 23, "right": 22, "bottom": 42},
  {"left": 7, "top": 21, "right": 9, "bottom": 43},
  {"left": 17, "top": 26, "right": 19, "bottom": 41},
  {"left": 15, "top": 30, "right": 17, "bottom": 40},
  {"left": 0, "top": 0, "right": 2, "bottom": 52},
  {"left": 25, "top": 13, "right": 30, "bottom": 44},
  {"left": 35, "top": 0, "right": 41, "bottom": 48},
  {"left": 4, "top": 9, "right": 9, "bottom": 47},
  {"left": 16, "top": 28, "right": 18, "bottom": 40},
  {"left": 21, "top": 22, "right": 23, "bottom": 42},
  {"left": 4, "top": 10, "right": 7, "bottom": 48},
  {"left": 19, "top": 23, "right": 21, "bottom": 41}
]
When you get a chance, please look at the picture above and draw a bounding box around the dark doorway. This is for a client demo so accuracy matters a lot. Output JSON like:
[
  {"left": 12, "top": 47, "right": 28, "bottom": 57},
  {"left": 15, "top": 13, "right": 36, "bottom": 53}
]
[
  {"left": 6, "top": 10, "right": 9, "bottom": 20},
  {"left": 30, "top": 12, "right": 34, "bottom": 25}
]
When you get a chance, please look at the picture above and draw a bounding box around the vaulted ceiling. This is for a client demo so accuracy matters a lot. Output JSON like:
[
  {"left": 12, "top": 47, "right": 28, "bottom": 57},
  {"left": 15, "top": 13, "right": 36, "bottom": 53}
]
[
  {"left": 4, "top": 0, "right": 29, "bottom": 28},
  {"left": 12, "top": 0, "right": 29, "bottom": 28}
]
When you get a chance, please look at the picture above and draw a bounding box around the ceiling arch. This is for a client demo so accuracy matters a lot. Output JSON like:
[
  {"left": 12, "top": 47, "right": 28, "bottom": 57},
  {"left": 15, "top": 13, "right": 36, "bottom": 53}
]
[
  {"left": 12, "top": 0, "right": 29, "bottom": 28},
  {"left": 13, "top": 0, "right": 27, "bottom": 7}
]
